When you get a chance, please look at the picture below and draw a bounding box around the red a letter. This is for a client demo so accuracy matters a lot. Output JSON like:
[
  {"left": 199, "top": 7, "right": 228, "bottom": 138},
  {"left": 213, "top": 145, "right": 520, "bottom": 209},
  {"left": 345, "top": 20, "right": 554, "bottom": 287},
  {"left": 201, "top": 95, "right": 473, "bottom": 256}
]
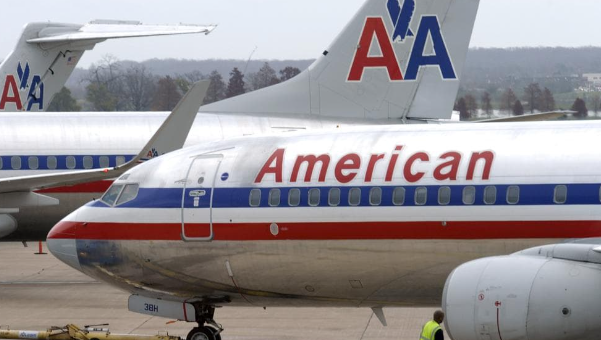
[
  {"left": 403, "top": 152, "right": 429, "bottom": 183},
  {"left": 0, "top": 75, "right": 22, "bottom": 110},
  {"left": 434, "top": 152, "right": 462, "bottom": 181},
  {"left": 347, "top": 17, "right": 403, "bottom": 82},
  {"left": 255, "top": 148, "right": 285, "bottom": 183}
]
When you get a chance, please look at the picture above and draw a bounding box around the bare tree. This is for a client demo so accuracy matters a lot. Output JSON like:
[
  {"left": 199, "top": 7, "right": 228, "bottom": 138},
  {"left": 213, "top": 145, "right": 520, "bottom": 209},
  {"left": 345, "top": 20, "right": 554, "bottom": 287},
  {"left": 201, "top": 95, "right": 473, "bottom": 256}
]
[
  {"left": 122, "top": 65, "right": 156, "bottom": 111},
  {"left": 500, "top": 88, "right": 517, "bottom": 114},
  {"left": 85, "top": 54, "right": 126, "bottom": 111},
  {"left": 540, "top": 87, "right": 555, "bottom": 112},
  {"left": 523, "top": 83, "right": 543, "bottom": 113},
  {"left": 481, "top": 91, "right": 493, "bottom": 118},
  {"left": 464, "top": 94, "right": 478, "bottom": 117}
]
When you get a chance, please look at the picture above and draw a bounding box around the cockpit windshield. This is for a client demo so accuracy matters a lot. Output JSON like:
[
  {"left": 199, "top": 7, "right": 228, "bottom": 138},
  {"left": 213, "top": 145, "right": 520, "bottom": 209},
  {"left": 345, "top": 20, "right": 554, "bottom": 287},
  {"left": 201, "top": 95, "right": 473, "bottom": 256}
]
[
  {"left": 101, "top": 183, "right": 140, "bottom": 207},
  {"left": 116, "top": 184, "right": 139, "bottom": 206},
  {"left": 101, "top": 184, "right": 123, "bottom": 206}
]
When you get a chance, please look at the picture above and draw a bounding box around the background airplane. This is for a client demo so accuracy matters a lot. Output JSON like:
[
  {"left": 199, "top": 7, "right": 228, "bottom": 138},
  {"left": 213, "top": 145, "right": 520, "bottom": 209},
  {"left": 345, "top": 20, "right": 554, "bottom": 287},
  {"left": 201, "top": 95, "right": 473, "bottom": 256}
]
[
  {"left": 0, "top": 20, "right": 214, "bottom": 112},
  {"left": 0, "top": 0, "right": 481, "bottom": 241},
  {"left": 48, "top": 119, "right": 601, "bottom": 340}
]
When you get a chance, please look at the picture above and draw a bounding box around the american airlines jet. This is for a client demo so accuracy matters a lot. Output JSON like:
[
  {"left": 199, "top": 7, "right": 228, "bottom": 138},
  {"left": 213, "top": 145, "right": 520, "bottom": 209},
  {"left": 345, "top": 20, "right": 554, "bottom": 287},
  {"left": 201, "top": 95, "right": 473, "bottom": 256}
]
[
  {"left": 48, "top": 120, "right": 601, "bottom": 340},
  {"left": 0, "top": 0, "right": 480, "bottom": 241},
  {"left": 0, "top": 20, "right": 214, "bottom": 112}
]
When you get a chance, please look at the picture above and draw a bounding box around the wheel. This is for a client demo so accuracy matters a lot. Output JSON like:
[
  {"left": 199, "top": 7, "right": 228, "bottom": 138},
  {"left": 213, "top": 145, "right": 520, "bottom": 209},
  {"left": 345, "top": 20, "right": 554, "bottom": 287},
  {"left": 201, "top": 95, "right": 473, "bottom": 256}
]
[
  {"left": 186, "top": 327, "right": 215, "bottom": 340},
  {"left": 207, "top": 327, "right": 221, "bottom": 340}
]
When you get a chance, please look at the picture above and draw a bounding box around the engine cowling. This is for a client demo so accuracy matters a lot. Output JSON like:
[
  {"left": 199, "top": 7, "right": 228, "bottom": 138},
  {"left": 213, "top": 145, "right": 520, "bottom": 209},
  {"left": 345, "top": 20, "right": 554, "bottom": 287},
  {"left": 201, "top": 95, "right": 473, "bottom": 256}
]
[
  {"left": 443, "top": 255, "right": 601, "bottom": 340},
  {"left": 0, "top": 214, "right": 17, "bottom": 238}
]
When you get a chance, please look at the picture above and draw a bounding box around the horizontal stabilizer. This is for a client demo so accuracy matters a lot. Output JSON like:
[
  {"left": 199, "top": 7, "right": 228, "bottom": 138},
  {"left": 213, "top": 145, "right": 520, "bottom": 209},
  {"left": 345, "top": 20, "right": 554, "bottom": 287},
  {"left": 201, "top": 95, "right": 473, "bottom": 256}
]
[
  {"left": 27, "top": 21, "right": 216, "bottom": 43},
  {"left": 0, "top": 80, "right": 209, "bottom": 195}
]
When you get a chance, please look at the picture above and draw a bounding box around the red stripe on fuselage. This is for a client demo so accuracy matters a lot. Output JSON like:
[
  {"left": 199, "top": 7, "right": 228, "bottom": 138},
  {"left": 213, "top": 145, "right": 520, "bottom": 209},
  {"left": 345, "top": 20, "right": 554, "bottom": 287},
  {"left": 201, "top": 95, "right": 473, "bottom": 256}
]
[
  {"left": 48, "top": 220, "right": 601, "bottom": 241},
  {"left": 36, "top": 180, "right": 113, "bottom": 194}
]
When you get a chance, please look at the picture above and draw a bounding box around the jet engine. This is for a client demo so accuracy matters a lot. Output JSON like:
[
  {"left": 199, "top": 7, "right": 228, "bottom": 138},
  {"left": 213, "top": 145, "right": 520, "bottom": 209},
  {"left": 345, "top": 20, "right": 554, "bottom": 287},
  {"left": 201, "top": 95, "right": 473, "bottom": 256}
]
[
  {"left": 443, "top": 244, "right": 601, "bottom": 340},
  {"left": 0, "top": 214, "right": 17, "bottom": 238}
]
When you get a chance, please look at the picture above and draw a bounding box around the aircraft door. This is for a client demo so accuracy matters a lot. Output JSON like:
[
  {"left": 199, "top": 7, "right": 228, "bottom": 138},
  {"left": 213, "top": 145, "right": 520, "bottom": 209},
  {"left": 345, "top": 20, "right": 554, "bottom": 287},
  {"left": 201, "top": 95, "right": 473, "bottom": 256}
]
[{"left": 181, "top": 154, "right": 223, "bottom": 241}]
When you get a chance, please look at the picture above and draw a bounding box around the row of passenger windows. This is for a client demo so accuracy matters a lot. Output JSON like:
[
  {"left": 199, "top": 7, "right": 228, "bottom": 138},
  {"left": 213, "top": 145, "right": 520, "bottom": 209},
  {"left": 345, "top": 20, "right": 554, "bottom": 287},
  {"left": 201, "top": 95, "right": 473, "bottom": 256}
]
[
  {"left": 248, "top": 185, "right": 572, "bottom": 207},
  {"left": 0, "top": 156, "right": 127, "bottom": 170}
]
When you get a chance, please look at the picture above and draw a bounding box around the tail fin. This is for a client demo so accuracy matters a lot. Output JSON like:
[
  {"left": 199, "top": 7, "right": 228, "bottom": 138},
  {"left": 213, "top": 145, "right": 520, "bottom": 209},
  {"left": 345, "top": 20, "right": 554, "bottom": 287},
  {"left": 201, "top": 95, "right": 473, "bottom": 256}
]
[
  {"left": 0, "top": 20, "right": 215, "bottom": 112},
  {"left": 201, "top": 0, "right": 479, "bottom": 121}
]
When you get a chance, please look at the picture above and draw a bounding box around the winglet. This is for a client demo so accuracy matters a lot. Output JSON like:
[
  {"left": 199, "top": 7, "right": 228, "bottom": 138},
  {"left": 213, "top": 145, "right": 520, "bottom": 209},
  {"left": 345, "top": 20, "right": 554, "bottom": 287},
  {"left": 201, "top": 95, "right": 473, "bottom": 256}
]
[{"left": 134, "top": 80, "right": 210, "bottom": 164}]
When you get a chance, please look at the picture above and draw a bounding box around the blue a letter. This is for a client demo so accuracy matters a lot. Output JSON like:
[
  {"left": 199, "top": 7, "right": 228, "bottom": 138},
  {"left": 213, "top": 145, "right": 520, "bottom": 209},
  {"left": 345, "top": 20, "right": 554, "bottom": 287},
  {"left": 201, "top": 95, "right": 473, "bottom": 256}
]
[
  {"left": 26, "top": 75, "right": 44, "bottom": 111},
  {"left": 405, "top": 16, "right": 456, "bottom": 80}
]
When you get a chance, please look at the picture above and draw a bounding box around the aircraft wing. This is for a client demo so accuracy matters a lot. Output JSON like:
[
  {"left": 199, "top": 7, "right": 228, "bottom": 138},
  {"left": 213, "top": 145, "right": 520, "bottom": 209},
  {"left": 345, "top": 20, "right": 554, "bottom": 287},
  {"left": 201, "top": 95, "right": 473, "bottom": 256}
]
[
  {"left": 27, "top": 20, "right": 216, "bottom": 44},
  {"left": 0, "top": 80, "right": 209, "bottom": 196},
  {"left": 477, "top": 111, "right": 574, "bottom": 123}
]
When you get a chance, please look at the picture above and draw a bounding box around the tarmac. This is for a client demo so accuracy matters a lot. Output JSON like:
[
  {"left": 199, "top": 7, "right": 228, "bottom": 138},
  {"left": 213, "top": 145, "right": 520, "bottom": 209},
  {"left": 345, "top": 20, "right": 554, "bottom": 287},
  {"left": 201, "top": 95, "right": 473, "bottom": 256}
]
[{"left": 0, "top": 242, "right": 441, "bottom": 340}]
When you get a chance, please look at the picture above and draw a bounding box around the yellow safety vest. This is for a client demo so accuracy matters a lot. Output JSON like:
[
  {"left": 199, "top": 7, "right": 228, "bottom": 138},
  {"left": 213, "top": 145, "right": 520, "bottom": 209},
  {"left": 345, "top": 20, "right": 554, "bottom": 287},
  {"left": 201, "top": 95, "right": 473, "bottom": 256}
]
[{"left": 420, "top": 320, "right": 441, "bottom": 340}]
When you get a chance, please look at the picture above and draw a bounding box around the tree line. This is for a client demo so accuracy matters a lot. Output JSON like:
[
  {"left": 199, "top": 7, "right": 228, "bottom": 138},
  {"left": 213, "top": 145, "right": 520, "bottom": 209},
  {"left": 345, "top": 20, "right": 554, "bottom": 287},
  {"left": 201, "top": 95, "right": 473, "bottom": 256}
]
[
  {"left": 48, "top": 56, "right": 301, "bottom": 112},
  {"left": 455, "top": 82, "right": 597, "bottom": 120}
]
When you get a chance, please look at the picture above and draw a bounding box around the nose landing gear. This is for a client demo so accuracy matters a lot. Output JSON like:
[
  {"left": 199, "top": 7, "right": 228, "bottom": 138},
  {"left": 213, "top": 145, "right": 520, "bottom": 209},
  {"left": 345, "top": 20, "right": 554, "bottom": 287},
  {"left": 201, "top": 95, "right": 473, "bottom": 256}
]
[{"left": 186, "top": 305, "right": 223, "bottom": 340}]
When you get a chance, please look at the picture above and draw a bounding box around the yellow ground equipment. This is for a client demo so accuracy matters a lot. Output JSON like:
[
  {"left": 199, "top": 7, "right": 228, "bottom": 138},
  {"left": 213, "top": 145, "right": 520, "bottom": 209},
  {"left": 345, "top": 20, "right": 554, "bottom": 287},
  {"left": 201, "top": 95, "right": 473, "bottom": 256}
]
[{"left": 0, "top": 324, "right": 181, "bottom": 340}]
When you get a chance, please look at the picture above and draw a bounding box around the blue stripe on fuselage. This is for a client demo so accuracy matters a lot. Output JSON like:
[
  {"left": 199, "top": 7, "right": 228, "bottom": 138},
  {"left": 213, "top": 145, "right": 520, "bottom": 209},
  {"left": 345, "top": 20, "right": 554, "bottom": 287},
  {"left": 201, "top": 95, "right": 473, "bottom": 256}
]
[{"left": 91, "top": 183, "right": 601, "bottom": 209}]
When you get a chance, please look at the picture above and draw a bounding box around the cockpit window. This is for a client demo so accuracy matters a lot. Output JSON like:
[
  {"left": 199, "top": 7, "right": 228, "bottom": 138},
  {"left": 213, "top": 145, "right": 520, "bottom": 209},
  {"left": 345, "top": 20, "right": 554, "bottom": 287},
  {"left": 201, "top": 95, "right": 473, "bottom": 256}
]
[
  {"left": 101, "top": 184, "right": 123, "bottom": 206},
  {"left": 116, "top": 184, "right": 139, "bottom": 206}
]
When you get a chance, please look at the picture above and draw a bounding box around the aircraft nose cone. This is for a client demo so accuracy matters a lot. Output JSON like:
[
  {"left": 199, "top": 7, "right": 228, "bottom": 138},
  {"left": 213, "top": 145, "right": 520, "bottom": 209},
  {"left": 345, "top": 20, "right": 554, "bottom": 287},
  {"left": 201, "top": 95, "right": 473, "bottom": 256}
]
[{"left": 47, "top": 219, "right": 81, "bottom": 271}]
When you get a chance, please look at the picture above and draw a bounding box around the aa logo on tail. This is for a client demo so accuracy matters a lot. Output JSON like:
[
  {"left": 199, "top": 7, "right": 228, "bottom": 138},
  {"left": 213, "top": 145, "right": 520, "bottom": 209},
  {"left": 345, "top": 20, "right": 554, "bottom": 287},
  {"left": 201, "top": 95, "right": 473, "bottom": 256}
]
[
  {"left": 0, "top": 62, "right": 44, "bottom": 111},
  {"left": 348, "top": 0, "right": 456, "bottom": 82}
]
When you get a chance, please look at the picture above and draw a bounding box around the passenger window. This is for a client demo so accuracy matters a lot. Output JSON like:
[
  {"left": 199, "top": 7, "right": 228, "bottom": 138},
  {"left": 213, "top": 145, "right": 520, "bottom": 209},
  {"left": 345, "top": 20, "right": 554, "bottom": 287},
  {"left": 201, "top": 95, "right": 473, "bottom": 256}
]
[
  {"left": 66, "top": 156, "right": 76, "bottom": 169},
  {"left": 415, "top": 187, "right": 427, "bottom": 205},
  {"left": 308, "top": 188, "right": 320, "bottom": 207},
  {"left": 392, "top": 187, "right": 405, "bottom": 206},
  {"left": 484, "top": 186, "right": 497, "bottom": 205},
  {"left": 555, "top": 185, "right": 567, "bottom": 204},
  {"left": 269, "top": 189, "right": 281, "bottom": 207},
  {"left": 47, "top": 156, "right": 57, "bottom": 170},
  {"left": 116, "top": 184, "right": 139, "bottom": 206},
  {"left": 506, "top": 186, "right": 519, "bottom": 205},
  {"left": 369, "top": 187, "right": 382, "bottom": 206},
  {"left": 349, "top": 188, "right": 361, "bottom": 206},
  {"left": 462, "top": 186, "right": 476, "bottom": 205},
  {"left": 249, "top": 189, "right": 261, "bottom": 207},
  {"left": 328, "top": 188, "right": 341, "bottom": 206},
  {"left": 83, "top": 156, "right": 93, "bottom": 169},
  {"left": 101, "top": 184, "right": 123, "bottom": 206},
  {"left": 28, "top": 156, "right": 39, "bottom": 170},
  {"left": 99, "top": 156, "right": 110, "bottom": 168},
  {"left": 116, "top": 156, "right": 126, "bottom": 166},
  {"left": 288, "top": 188, "right": 300, "bottom": 207},
  {"left": 11, "top": 156, "right": 21, "bottom": 170},
  {"left": 0, "top": 157, "right": 3, "bottom": 169},
  {"left": 438, "top": 186, "right": 451, "bottom": 205}
]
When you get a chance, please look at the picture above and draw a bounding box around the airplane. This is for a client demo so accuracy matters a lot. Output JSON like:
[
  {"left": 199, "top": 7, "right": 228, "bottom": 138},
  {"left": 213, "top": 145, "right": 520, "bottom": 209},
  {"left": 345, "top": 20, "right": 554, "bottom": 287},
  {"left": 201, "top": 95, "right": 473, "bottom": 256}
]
[
  {"left": 48, "top": 119, "right": 601, "bottom": 340},
  {"left": 0, "top": 0, "right": 481, "bottom": 241},
  {"left": 0, "top": 20, "right": 215, "bottom": 112}
]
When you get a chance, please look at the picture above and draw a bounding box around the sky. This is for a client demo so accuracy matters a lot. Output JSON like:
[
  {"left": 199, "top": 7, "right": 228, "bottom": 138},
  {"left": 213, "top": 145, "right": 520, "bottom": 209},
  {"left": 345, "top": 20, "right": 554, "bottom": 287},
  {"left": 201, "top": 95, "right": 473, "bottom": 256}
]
[{"left": 0, "top": 0, "right": 600, "bottom": 68}]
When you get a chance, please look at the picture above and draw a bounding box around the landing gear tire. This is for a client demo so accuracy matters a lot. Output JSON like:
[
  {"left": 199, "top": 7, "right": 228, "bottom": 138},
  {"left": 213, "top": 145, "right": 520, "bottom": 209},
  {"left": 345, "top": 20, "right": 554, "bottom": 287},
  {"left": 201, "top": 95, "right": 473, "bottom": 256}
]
[
  {"left": 207, "top": 327, "right": 222, "bottom": 340},
  {"left": 186, "top": 327, "right": 216, "bottom": 340}
]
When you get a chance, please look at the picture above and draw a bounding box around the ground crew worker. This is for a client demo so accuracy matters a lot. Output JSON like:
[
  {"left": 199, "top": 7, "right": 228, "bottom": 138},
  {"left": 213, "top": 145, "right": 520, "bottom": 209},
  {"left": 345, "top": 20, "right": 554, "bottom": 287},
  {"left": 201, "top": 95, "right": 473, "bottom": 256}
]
[{"left": 419, "top": 310, "right": 445, "bottom": 340}]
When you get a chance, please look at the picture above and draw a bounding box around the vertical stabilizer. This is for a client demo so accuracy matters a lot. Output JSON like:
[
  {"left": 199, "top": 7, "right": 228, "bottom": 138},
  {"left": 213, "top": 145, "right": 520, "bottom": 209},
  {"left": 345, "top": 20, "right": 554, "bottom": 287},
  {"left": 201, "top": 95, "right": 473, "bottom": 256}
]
[
  {"left": 0, "top": 21, "right": 215, "bottom": 112},
  {"left": 201, "top": 0, "right": 479, "bottom": 121}
]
